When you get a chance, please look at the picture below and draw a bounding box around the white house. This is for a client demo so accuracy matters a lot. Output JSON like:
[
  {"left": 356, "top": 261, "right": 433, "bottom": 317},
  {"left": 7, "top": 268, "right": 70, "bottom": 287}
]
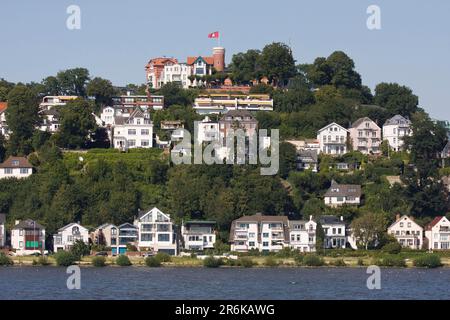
[
  {"left": 39, "top": 109, "right": 60, "bottom": 133},
  {"left": 320, "top": 216, "right": 346, "bottom": 249},
  {"left": 53, "top": 223, "right": 90, "bottom": 252},
  {"left": 11, "top": 219, "right": 46, "bottom": 255},
  {"left": 162, "top": 63, "right": 192, "bottom": 88},
  {"left": 317, "top": 122, "right": 349, "bottom": 155},
  {"left": 134, "top": 207, "right": 177, "bottom": 255},
  {"left": 387, "top": 215, "right": 423, "bottom": 250},
  {"left": 229, "top": 214, "right": 289, "bottom": 252},
  {"left": 324, "top": 180, "right": 361, "bottom": 207},
  {"left": 288, "top": 216, "right": 317, "bottom": 252},
  {"left": 181, "top": 220, "right": 216, "bottom": 251},
  {"left": 100, "top": 106, "right": 116, "bottom": 127},
  {"left": 196, "top": 116, "right": 220, "bottom": 143},
  {"left": 0, "top": 102, "right": 9, "bottom": 138},
  {"left": 0, "top": 156, "right": 33, "bottom": 180},
  {"left": 0, "top": 213, "right": 5, "bottom": 248},
  {"left": 39, "top": 96, "right": 79, "bottom": 110},
  {"left": 112, "top": 107, "right": 153, "bottom": 150},
  {"left": 425, "top": 216, "right": 450, "bottom": 250},
  {"left": 383, "top": 115, "right": 412, "bottom": 152},
  {"left": 117, "top": 223, "right": 138, "bottom": 255}
]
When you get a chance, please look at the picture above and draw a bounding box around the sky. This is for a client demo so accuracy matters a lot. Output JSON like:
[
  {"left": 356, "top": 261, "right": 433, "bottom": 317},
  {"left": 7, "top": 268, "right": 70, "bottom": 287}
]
[{"left": 0, "top": 0, "right": 449, "bottom": 119}]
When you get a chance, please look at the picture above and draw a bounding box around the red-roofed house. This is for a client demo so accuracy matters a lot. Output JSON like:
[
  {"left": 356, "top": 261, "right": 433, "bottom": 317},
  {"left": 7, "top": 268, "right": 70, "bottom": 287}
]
[
  {"left": 425, "top": 216, "right": 450, "bottom": 250},
  {"left": 0, "top": 102, "right": 8, "bottom": 137},
  {"left": 0, "top": 156, "right": 33, "bottom": 179}
]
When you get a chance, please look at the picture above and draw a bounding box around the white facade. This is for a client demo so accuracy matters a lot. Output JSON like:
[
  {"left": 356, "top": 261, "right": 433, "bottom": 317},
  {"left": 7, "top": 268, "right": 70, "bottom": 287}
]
[
  {"left": 11, "top": 220, "right": 46, "bottom": 255},
  {"left": 134, "top": 207, "right": 177, "bottom": 255},
  {"left": 39, "top": 96, "right": 79, "bottom": 110},
  {"left": 193, "top": 94, "right": 273, "bottom": 115},
  {"left": 53, "top": 223, "right": 90, "bottom": 252},
  {"left": 425, "top": 216, "right": 450, "bottom": 250},
  {"left": 317, "top": 123, "right": 349, "bottom": 155},
  {"left": 100, "top": 106, "right": 116, "bottom": 126},
  {"left": 0, "top": 214, "right": 5, "bottom": 248},
  {"left": 383, "top": 115, "right": 412, "bottom": 152},
  {"left": 163, "top": 63, "right": 192, "bottom": 88},
  {"left": 113, "top": 108, "right": 153, "bottom": 150},
  {"left": 324, "top": 181, "right": 361, "bottom": 207},
  {"left": 388, "top": 215, "right": 423, "bottom": 250},
  {"left": 196, "top": 117, "right": 220, "bottom": 143},
  {"left": 288, "top": 217, "right": 317, "bottom": 252},
  {"left": 181, "top": 221, "right": 216, "bottom": 251},
  {"left": 321, "top": 216, "right": 346, "bottom": 249}
]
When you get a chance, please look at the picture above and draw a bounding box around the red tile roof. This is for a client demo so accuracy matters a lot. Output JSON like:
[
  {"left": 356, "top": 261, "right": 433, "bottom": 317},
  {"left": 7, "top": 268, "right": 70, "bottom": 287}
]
[
  {"left": 425, "top": 216, "right": 444, "bottom": 231},
  {"left": 0, "top": 156, "right": 33, "bottom": 168},
  {"left": 187, "top": 56, "right": 214, "bottom": 65},
  {"left": 0, "top": 102, "right": 7, "bottom": 113}
]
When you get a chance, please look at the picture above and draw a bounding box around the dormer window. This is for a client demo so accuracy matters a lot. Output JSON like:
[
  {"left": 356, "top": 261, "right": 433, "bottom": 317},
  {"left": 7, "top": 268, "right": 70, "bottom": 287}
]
[{"left": 12, "top": 160, "right": 19, "bottom": 166}]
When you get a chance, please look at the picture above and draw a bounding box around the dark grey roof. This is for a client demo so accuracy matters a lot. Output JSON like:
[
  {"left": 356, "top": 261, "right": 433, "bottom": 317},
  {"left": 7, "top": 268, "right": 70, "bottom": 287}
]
[
  {"left": 12, "top": 219, "right": 44, "bottom": 230},
  {"left": 324, "top": 180, "right": 362, "bottom": 198},
  {"left": 114, "top": 116, "right": 125, "bottom": 125},
  {"left": 351, "top": 117, "right": 377, "bottom": 128},
  {"left": 298, "top": 150, "right": 318, "bottom": 162},
  {"left": 319, "top": 215, "right": 344, "bottom": 225},
  {"left": 118, "top": 223, "right": 137, "bottom": 230},
  {"left": 384, "top": 115, "right": 411, "bottom": 126}
]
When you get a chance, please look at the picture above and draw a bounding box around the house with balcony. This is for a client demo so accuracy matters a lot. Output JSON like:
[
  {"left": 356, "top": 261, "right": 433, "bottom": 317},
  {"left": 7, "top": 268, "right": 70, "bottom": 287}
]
[
  {"left": 160, "top": 120, "right": 185, "bottom": 142},
  {"left": 53, "top": 223, "right": 90, "bottom": 252},
  {"left": 387, "top": 215, "right": 423, "bottom": 250},
  {"left": 320, "top": 216, "right": 346, "bottom": 249},
  {"left": 39, "top": 95, "right": 79, "bottom": 111},
  {"left": 193, "top": 94, "right": 273, "bottom": 114},
  {"left": 116, "top": 223, "right": 138, "bottom": 255},
  {"left": 134, "top": 207, "right": 177, "bottom": 255},
  {"left": 0, "top": 213, "right": 5, "bottom": 248},
  {"left": 39, "top": 108, "right": 60, "bottom": 133},
  {"left": 382, "top": 115, "right": 412, "bottom": 152},
  {"left": 91, "top": 223, "right": 119, "bottom": 254},
  {"left": 324, "top": 180, "right": 361, "bottom": 207},
  {"left": 181, "top": 221, "right": 216, "bottom": 251},
  {"left": 425, "top": 216, "right": 450, "bottom": 250},
  {"left": 112, "top": 92, "right": 164, "bottom": 112},
  {"left": 112, "top": 107, "right": 153, "bottom": 150},
  {"left": 288, "top": 216, "right": 317, "bottom": 252},
  {"left": 229, "top": 213, "right": 289, "bottom": 252},
  {"left": 349, "top": 117, "right": 382, "bottom": 154},
  {"left": 11, "top": 220, "right": 46, "bottom": 255},
  {"left": 317, "top": 122, "right": 349, "bottom": 155},
  {"left": 0, "top": 156, "right": 33, "bottom": 180}
]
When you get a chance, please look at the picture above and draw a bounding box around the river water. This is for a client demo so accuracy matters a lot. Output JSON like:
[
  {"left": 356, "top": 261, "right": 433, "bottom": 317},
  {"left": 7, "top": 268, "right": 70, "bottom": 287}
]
[{"left": 0, "top": 266, "right": 449, "bottom": 300}]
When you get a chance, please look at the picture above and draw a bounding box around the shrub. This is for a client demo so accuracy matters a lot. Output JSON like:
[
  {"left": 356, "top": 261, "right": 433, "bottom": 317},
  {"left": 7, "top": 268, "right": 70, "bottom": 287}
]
[
  {"left": 115, "top": 255, "right": 132, "bottom": 266},
  {"left": 92, "top": 256, "right": 106, "bottom": 267},
  {"left": 155, "top": 252, "right": 171, "bottom": 263},
  {"left": 302, "top": 255, "right": 325, "bottom": 267},
  {"left": 203, "top": 256, "right": 223, "bottom": 268},
  {"left": 55, "top": 251, "right": 77, "bottom": 267},
  {"left": 0, "top": 253, "right": 13, "bottom": 266},
  {"left": 237, "top": 257, "right": 255, "bottom": 268},
  {"left": 264, "top": 257, "right": 279, "bottom": 267},
  {"left": 413, "top": 254, "right": 442, "bottom": 268},
  {"left": 145, "top": 257, "right": 162, "bottom": 267},
  {"left": 382, "top": 242, "right": 402, "bottom": 254},
  {"left": 294, "top": 254, "right": 304, "bottom": 265},
  {"left": 376, "top": 254, "right": 406, "bottom": 267},
  {"left": 34, "top": 256, "right": 51, "bottom": 266},
  {"left": 190, "top": 253, "right": 197, "bottom": 259},
  {"left": 357, "top": 258, "right": 365, "bottom": 266},
  {"left": 331, "top": 258, "right": 346, "bottom": 267},
  {"left": 275, "top": 247, "right": 295, "bottom": 258}
]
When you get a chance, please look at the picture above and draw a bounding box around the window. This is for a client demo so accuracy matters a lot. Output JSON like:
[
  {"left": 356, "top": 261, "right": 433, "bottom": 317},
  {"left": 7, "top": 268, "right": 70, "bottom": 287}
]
[
  {"left": 12, "top": 160, "right": 19, "bottom": 166},
  {"left": 141, "top": 234, "right": 152, "bottom": 241},
  {"left": 111, "top": 228, "right": 117, "bottom": 235},
  {"left": 5, "top": 168, "right": 12, "bottom": 174},
  {"left": 158, "top": 234, "right": 170, "bottom": 242},
  {"left": 128, "top": 140, "right": 136, "bottom": 147},
  {"left": 141, "top": 129, "right": 149, "bottom": 135},
  {"left": 141, "top": 140, "right": 150, "bottom": 147},
  {"left": 249, "top": 233, "right": 255, "bottom": 238},
  {"left": 263, "top": 233, "right": 269, "bottom": 238},
  {"left": 19, "top": 241, "right": 23, "bottom": 248},
  {"left": 407, "top": 222, "right": 411, "bottom": 228},
  {"left": 263, "top": 242, "right": 269, "bottom": 247},
  {"left": 249, "top": 241, "right": 255, "bottom": 247},
  {"left": 400, "top": 222, "right": 404, "bottom": 227},
  {"left": 128, "top": 129, "right": 136, "bottom": 135}
]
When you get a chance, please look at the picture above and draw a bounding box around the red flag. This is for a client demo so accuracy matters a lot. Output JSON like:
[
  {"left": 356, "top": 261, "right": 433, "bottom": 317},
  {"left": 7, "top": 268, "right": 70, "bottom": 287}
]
[{"left": 208, "top": 31, "right": 219, "bottom": 39}]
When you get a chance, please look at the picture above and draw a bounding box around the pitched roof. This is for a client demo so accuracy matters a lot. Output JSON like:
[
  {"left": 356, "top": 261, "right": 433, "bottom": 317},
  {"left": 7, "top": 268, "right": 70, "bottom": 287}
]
[
  {"left": 351, "top": 117, "right": 379, "bottom": 129},
  {"left": 317, "top": 122, "right": 348, "bottom": 133},
  {"left": 298, "top": 149, "right": 318, "bottom": 162},
  {"left": 387, "top": 215, "right": 422, "bottom": 230},
  {"left": 324, "top": 180, "right": 362, "bottom": 198},
  {"left": 0, "top": 156, "right": 33, "bottom": 169},
  {"left": 319, "top": 215, "right": 344, "bottom": 225},
  {"left": 57, "top": 222, "right": 88, "bottom": 232},
  {"left": 0, "top": 102, "right": 7, "bottom": 113},
  {"left": 13, "top": 219, "right": 44, "bottom": 230},
  {"left": 187, "top": 56, "right": 214, "bottom": 65},
  {"left": 425, "top": 216, "right": 446, "bottom": 231},
  {"left": 384, "top": 114, "right": 411, "bottom": 126}
]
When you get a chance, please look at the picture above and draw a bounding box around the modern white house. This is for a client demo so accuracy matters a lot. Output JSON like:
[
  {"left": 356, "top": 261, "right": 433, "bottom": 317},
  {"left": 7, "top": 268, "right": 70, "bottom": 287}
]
[
  {"left": 11, "top": 220, "right": 46, "bottom": 255},
  {"left": 134, "top": 207, "right": 177, "bottom": 255},
  {"left": 39, "top": 96, "right": 79, "bottom": 110},
  {"left": 317, "top": 122, "right": 349, "bottom": 155},
  {"left": 181, "top": 220, "right": 216, "bottom": 251},
  {"left": 320, "top": 216, "right": 346, "bottom": 249},
  {"left": 387, "top": 215, "right": 423, "bottom": 250},
  {"left": 349, "top": 117, "right": 382, "bottom": 154},
  {"left": 288, "top": 217, "right": 317, "bottom": 252},
  {"left": 0, "top": 213, "right": 5, "bottom": 248},
  {"left": 112, "top": 107, "right": 153, "bottom": 150},
  {"left": 425, "top": 216, "right": 450, "bottom": 250},
  {"left": 324, "top": 180, "right": 361, "bottom": 207},
  {"left": 117, "top": 223, "right": 138, "bottom": 255},
  {"left": 229, "top": 214, "right": 289, "bottom": 252},
  {"left": 53, "top": 223, "right": 90, "bottom": 252},
  {"left": 193, "top": 94, "right": 273, "bottom": 115},
  {"left": 382, "top": 115, "right": 412, "bottom": 152},
  {"left": 0, "top": 156, "right": 33, "bottom": 180}
]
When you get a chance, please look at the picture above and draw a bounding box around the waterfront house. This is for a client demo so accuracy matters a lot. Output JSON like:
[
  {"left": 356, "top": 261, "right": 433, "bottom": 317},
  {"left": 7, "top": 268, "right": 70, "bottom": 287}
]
[
  {"left": 382, "top": 115, "right": 412, "bottom": 152},
  {"left": 0, "top": 156, "right": 33, "bottom": 180},
  {"left": 324, "top": 180, "right": 361, "bottom": 207},
  {"left": 317, "top": 122, "right": 349, "bottom": 155},
  {"left": 134, "top": 207, "right": 177, "bottom": 255},
  {"left": 53, "top": 223, "right": 90, "bottom": 252},
  {"left": 288, "top": 216, "right": 317, "bottom": 252},
  {"left": 181, "top": 220, "right": 216, "bottom": 251},
  {"left": 91, "top": 224, "right": 119, "bottom": 253},
  {"left": 349, "top": 117, "right": 382, "bottom": 155},
  {"left": 229, "top": 213, "right": 289, "bottom": 253},
  {"left": 117, "top": 223, "right": 138, "bottom": 255},
  {"left": 11, "top": 220, "right": 46, "bottom": 255},
  {"left": 387, "top": 215, "right": 423, "bottom": 250},
  {"left": 320, "top": 216, "right": 346, "bottom": 249},
  {"left": 112, "top": 107, "right": 153, "bottom": 150},
  {"left": 0, "top": 213, "right": 5, "bottom": 248},
  {"left": 297, "top": 149, "right": 318, "bottom": 172},
  {"left": 425, "top": 216, "right": 450, "bottom": 250}
]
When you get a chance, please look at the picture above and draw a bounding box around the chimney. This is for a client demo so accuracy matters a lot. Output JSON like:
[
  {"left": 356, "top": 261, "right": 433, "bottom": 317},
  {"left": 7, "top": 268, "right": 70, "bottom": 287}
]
[
  {"left": 309, "top": 215, "right": 313, "bottom": 221},
  {"left": 340, "top": 216, "right": 344, "bottom": 221},
  {"left": 127, "top": 91, "right": 131, "bottom": 96},
  {"left": 396, "top": 214, "right": 401, "bottom": 222},
  {"left": 15, "top": 220, "right": 20, "bottom": 226}
]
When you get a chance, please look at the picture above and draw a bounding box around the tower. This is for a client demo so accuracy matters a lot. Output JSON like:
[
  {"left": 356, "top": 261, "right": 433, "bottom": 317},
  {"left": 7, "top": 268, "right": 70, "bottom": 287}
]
[{"left": 213, "top": 47, "right": 225, "bottom": 72}]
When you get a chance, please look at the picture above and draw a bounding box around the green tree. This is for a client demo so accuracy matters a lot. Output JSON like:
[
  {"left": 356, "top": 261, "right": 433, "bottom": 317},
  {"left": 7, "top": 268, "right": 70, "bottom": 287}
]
[
  {"left": 230, "top": 49, "right": 262, "bottom": 84},
  {"left": 259, "top": 42, "right": 297, "bottom": 86},
  {"left": 279, "top": 142, "right": 297, "bottom": 179},
  {"left": 87, "top": 77, "right": 116, "bottom": 107},
  {"left": 350, "top": 212, "right": 387, "bottom": 249},
  {"left": 374, "top": 83, "right": 419, "bottom": 118},
  {"left": 56, "top": 68, "right": 90, "bottom": 96},
  {"left": 70, "top": 239, "right": 90, "bottom": 260}
]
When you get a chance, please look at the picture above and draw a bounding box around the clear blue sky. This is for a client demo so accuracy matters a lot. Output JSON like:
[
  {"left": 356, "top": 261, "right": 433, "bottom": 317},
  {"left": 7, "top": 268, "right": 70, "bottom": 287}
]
[{"left": 0, "top": 0, "right": 449, "bottom": 119}]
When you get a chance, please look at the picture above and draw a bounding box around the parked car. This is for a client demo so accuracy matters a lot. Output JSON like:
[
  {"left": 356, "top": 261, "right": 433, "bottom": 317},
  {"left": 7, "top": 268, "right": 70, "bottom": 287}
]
[
  {"left": 95, "top": 251, "right": 108, "bottom": 256},
  {"left": 141, "top": 251, "right": 155, "bottom": 257}
]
